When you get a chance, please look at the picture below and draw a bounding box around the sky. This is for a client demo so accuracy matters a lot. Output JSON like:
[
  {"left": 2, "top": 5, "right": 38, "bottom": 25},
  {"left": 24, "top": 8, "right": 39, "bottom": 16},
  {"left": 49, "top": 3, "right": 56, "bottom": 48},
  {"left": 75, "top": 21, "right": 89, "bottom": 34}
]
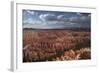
[{"left": 22, "top": 9, "right": 91, "bottom": 29}]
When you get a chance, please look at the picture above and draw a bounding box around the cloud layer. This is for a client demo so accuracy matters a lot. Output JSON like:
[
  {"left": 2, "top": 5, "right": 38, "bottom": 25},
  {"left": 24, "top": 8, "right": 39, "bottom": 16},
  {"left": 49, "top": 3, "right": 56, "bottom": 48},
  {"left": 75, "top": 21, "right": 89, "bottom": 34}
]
[{"left": 23, "top": 10, "right": 91, "bottom": 29}]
